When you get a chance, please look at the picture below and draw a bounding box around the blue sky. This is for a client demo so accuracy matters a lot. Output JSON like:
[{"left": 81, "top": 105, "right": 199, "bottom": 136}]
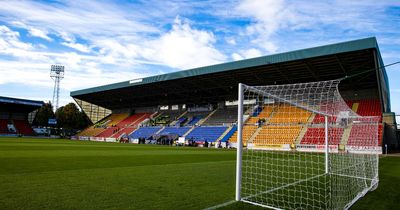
[{"left": 0, "top": 0, "right": 399, "bottom": 115}]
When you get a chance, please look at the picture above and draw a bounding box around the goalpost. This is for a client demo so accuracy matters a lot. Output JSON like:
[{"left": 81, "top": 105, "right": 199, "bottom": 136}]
[{"left": 235, "top": 80, "right": 380, "bottom": 210}]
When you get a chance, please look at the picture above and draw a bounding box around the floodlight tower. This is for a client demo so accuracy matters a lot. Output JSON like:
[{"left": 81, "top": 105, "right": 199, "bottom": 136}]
[{"left": 50, "top": 65, "right": 65, "bottom": 112}]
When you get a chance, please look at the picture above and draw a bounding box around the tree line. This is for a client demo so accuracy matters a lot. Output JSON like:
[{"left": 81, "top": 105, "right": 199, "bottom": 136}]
[{"left": 33, "top": 102, "right": 90, "bottom": 131}]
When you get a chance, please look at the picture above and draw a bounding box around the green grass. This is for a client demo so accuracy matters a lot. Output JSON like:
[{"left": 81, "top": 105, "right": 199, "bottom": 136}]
[{"left": 0, "top": 137, "right": 399, "bottom": 210}]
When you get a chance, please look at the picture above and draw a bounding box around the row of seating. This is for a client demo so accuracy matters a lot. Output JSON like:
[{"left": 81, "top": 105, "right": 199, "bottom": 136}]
[
  {"left": 226, "top": 102, "right": 383, "bottom": 147},
  {"left": 79, "top": 113, "right": 135, "bottom": 137},
  {"left": 254, "top": 126, "right": 302, "bottom": 145},
  {"left": 203, "top": 106, "right": 237, "bottom": 125},
  {"left": 13, "top": 120, "right": 34, "bottom": 135},
  {"left": 160, "top": 127, "right": 191, "bottom": 136},
  {"left": 0, "top": 119, "right": 33, "bottom": 135},
  {"left": 268, "top": 105, "right": 311, "bottom": 124},
  {"left": 186, "top": 126, "right": 228, "bottom": 142},
  {"left": 313, "top": 99, "right": 381, "bottom": 124},
  {"left": 246, "top": 106, "right": 274, "bottom": 124},
  {"left": 130, "top": 126, "right": 162, "bottom": 139},
  {"left": 152, "top": 111, "right": 183, "bottom": 126},
  {"left": 228, "top": 125, "right": 258, "bottom": 145},
  {"left": 77, "top": 99, "right": 383, "bottom": 147},
  {"left": 301, "top": 127, "right": 344, "bottom": 145},
  {"left": 96, "top": 113, "right": 149, "bottom": 138},
  {"left": 354, "top": 99, "right": 381, "bottom": 117},
  {"left": 0, "top": 119, "right": 9, "bottom": 133},
  {"left": 347, "top": 124, "right": 383, "bottom": 146}
]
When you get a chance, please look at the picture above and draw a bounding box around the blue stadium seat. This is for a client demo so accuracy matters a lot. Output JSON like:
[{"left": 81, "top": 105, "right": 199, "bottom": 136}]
[
  {"left": 186, "top": 126, "right": 228, "bottom": 142},
  {"left": 160, "top": 127, "right": 191, "bottom": 136},
  {"left": 130, "top": 127, "right": 162, "bottom": 139},
  {"left": 186, "top": 116, "right": 202, "bottom": 126}
]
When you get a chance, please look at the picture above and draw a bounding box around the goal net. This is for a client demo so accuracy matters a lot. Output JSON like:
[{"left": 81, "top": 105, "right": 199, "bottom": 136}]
[{"left": 235, "top": 80, "right": 380, "bottom": 210}]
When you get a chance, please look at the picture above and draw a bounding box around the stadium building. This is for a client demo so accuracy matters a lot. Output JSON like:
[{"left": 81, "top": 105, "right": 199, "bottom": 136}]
[
  {"left": 0, "top": 96, "right": 44, "bottom": 136},
  {"left": 70, "top": 37, "right": 398, "bottom": 151}
]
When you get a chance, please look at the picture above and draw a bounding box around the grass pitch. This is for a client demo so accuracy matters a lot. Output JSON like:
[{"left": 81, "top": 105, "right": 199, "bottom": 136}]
[{"left": 0, "top": 137, "right": 399, "bottom": 209}]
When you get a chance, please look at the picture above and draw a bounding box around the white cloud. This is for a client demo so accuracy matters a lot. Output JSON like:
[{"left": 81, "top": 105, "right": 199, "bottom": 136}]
[
  {"left": 0, "top": 26, "right": 150, "bottom": 93},
  {"left": 0, "top": 1, "right": 159, "bottom": 39},
  {"left": 233, "top": 0, "right": 400, "bottom": 55},
  {"left": 0, "top": 25, "right": 36, "bottom": 58},
  {"left": 144, "top": 17, "right": 226, "bottom": 69},
  {"left": 10, "top": 21, "right": 52, "bottom": 41},
  {"left": 28, "top": 27, "right": 52, "bottom": 41},
  {"left": 61, "top": 42, "right": 91, "bottom": 53},
  {"left": 232, "top": 53, "right": 243, "bottom": 61},
  {"left": 226, "top": 37, "right": 236, "bottom": 45},
  {"left": 231, "top": 48, "right": 263, "bottom": 61},
  {"left": 235, "top": 0, "right": 291, "bottom": 53}
]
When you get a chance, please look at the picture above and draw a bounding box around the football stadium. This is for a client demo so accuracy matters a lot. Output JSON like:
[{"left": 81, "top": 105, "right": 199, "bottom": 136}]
[{"left": 1, "top": 37, "right": 399, "bottom": 210}]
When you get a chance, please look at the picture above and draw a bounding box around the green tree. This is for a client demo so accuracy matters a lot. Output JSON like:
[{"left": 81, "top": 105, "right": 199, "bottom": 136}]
[
  {"left": 55, "top": 103, "right": 90, "bottom": 130},
  {"left": 33, "top": 102, "right": 55, "bottom": 126}
]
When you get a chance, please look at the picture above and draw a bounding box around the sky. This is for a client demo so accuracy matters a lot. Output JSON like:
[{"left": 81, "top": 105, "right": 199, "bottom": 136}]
[{"left": 0, "top": 0, "right": 399, "bottom": 115}]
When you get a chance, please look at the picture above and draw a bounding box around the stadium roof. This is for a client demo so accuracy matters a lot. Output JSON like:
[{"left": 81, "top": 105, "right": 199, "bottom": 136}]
[
  {"left": 71, "top": 37, "right": 389, "bottom": 112},
  {"left": 0, "top": 96, "right": 44, "bottom": 113}
]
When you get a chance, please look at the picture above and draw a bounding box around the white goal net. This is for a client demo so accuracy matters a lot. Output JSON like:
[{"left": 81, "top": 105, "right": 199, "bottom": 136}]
[{"left": 235, "top": 80, "right": 380, "bottom": 210}]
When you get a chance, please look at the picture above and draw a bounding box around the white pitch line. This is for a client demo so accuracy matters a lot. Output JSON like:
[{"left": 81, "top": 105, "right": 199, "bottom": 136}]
[{"left": 203, "top": 200, "right": 237, "bottom": 210}]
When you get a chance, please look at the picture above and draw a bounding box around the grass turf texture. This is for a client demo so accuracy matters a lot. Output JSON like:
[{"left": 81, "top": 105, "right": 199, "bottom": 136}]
[{"left": 0, "top": 137, "right": 398, "bottom": 210}]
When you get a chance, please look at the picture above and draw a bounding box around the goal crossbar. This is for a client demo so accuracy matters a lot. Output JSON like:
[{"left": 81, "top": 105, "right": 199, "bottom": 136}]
[{"left": 245, "top": 85, "right": 330, "bottom": 117}]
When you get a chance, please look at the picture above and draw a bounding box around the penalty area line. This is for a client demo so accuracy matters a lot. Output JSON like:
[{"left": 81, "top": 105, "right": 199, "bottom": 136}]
[{"left": 203, "top": 200, "right": 237, "bottom": 210}]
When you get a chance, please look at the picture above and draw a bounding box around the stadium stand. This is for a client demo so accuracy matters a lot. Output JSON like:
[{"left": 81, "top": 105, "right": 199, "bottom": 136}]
[
  {"left": 96, "top": 113, "right": 150, "bottom": 138},
  {"left": 269, "top": 105, "right": 311, "bottom": 124},
  {"left": 70, "top": 38, "right": 394, "bottom": 151},
  {"left": 151, "top": 110, "right": 182, "bottom": 126},
  {"left": 229, "top": 105, "right": 274, "bottom": 144},
  {"left": 78, "top": 126, "right": 105, "bottom": 137},
  {"left": 13, "top": 120, "right": 34, "bottom": 135},
  {"left": 0, "top": 119, "right": 10, "bottom": 134},
  {"left": 347, "top": 124, "right": 383, "bottom": 146},
  {"left": 219, "top": 126, "right": 237, "bottom": 142},
  {"left": 354, "top": 99, "right": 382, "bottom": 117},
  {"left": 0, "top": 96, "right": 43, "bottom": 136},
  {"left": 187, "top": 116, "right": 202, "bottom": 126},
  {"left": 172, "top": 116, "right": 188, "bottom": 127},
  {"left": 203, "top": 106, "right": 237, "bottom": 125},
  {"left": 246, "top": 105, "right": 274, "bottom": 124},
  {"left": 312, "top": 101, "right": 353, "bottom": 124},
  {"left": 229, "top": 125, "right": 258, "bottom": 145},
  {"left": 254, "top": 125, "right": 302, "bottom": 145},
  {"left": 186, "top": 126, "right": 228, "bottom": 142},
  {"left": 160, "top": 127, "right": 191, "bottom": 136},
  {"left": 301, "top": 127, "right": 344, "bottom": 145},
  {"left": 111, "top": 113, "right": 152, "bottom": 138},
  {"left": 130, "top": 126, "right": 162, "bottom": 139},
  {"left": 78, "top": 113, "right": 128, "bottom": 137},
  {"left": 182, "top": 111, "right": 211, "bottom": 126}
]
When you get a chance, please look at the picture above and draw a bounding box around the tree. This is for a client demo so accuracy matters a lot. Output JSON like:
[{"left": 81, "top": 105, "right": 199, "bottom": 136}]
[
  {"left": 55, "top": 103, "right": 90, "bottom": 130},
  {"left": 33, "top": 102, "right": 55, "bottom": 126}
]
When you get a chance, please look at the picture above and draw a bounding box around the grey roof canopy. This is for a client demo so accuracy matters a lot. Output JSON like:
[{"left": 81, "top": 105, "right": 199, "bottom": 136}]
[
  {"left": 0, "top": 96, "right": 44, "bottom": 113},
  {"left": 70, "top": 37, "right": 389, "bottom": 112}
]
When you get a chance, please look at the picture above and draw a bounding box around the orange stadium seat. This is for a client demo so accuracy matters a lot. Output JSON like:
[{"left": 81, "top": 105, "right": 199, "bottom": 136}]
[{"left": 253, "top": 125, "right": 302, "bottom": 145}]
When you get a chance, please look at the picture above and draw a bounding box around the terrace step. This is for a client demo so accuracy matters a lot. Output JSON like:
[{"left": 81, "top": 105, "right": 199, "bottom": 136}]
[
  {"left": 155, "top": 127, "right": 166, "bottom": 134},
  {"left": 248, "top": 126, "right": 263, "bottom": 144},
  {"left": 170, "top": 110, "right": 188, "bottom": 126},
  {"left": 216, "top": 126, "right": 232, "bottom": 142},
  {"left": 352, "top": 103, "right": 359, "bottom": 112},
  {"left": 295, "top": 126, "right": 308, "bottom": 144},
  {"left": 197, "top": 109, "right": 218, "bottom": 125},
  {"left": 183, "top": 126, "right": 196, "bottom": 137},
  {"left": 340, "top": 123, "right": 353, "bottom": 146}
]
